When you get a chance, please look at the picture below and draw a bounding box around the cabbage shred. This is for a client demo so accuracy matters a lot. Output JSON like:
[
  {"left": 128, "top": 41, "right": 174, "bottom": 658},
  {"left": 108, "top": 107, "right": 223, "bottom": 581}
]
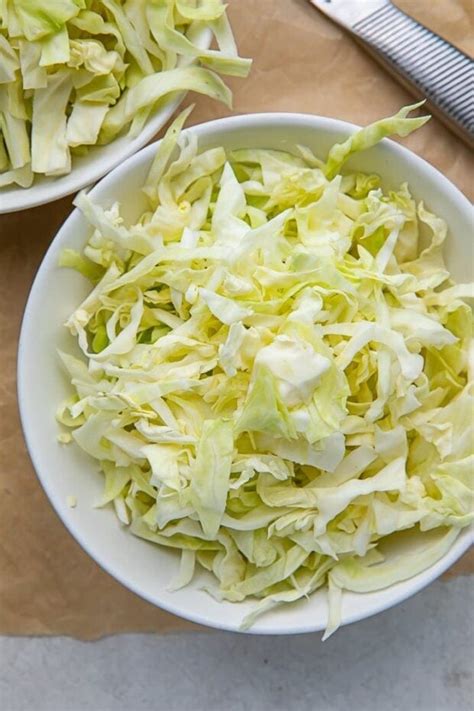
[
  {"left": 58, "top": 105, "right": 474, "bottom": 636},
  {"left": 0, "top": 0, "right": 250, "bottom": 187}
]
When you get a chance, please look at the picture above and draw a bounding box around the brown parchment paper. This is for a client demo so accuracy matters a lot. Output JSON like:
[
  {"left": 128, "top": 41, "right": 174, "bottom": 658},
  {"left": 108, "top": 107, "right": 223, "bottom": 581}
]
[{"left": 0, "top": 0, "right": 472, "bottom": 640}]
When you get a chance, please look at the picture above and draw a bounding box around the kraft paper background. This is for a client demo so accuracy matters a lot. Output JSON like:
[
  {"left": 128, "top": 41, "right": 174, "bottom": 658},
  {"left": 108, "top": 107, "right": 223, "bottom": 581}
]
[{"left": 0, "top": 0, "right": 472, "bottom": 639}]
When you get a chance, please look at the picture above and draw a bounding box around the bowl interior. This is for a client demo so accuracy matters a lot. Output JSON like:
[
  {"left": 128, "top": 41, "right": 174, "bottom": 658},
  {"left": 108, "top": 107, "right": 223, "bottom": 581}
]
[{"left": 18, "top": 114, "right": 473, "bottom": 634}]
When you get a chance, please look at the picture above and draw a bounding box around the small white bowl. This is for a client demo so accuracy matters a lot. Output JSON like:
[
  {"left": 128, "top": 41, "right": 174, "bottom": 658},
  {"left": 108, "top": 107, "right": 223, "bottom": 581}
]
[
  {"left": 18, "top": 113, "right": 473, "bottom": 635},
  {"left": 0, "top": 30, "right": 211, "bottom": 215}
]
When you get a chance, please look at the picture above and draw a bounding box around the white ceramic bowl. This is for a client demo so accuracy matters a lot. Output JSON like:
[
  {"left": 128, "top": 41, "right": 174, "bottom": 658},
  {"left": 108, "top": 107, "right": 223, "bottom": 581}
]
[
  {"left": 18, "top": 113, "right": 473, "bottom": 635},
  {"left": 0, "top": 30, "right": 211, "bottom": 215}
]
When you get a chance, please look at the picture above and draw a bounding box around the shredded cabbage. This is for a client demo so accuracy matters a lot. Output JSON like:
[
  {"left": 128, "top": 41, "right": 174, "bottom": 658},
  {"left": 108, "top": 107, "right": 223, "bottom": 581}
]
[
  {"left": 0, "top": 0, "right": 250, "bottom": 187},
  {"left": 58, "top": 104, "right": 473, "bottom": 637}
]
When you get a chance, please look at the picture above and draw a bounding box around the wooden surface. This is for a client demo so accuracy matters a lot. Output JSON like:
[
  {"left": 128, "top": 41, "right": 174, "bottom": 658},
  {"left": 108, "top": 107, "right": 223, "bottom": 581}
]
[{"left": 0, "top": 0, "right": 472, "bottom": 638}]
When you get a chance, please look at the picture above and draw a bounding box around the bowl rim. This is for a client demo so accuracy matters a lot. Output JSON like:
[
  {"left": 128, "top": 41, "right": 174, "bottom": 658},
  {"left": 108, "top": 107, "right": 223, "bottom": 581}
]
[{"left": 17, "top": 111, "right": 474, "bottom": 635}]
